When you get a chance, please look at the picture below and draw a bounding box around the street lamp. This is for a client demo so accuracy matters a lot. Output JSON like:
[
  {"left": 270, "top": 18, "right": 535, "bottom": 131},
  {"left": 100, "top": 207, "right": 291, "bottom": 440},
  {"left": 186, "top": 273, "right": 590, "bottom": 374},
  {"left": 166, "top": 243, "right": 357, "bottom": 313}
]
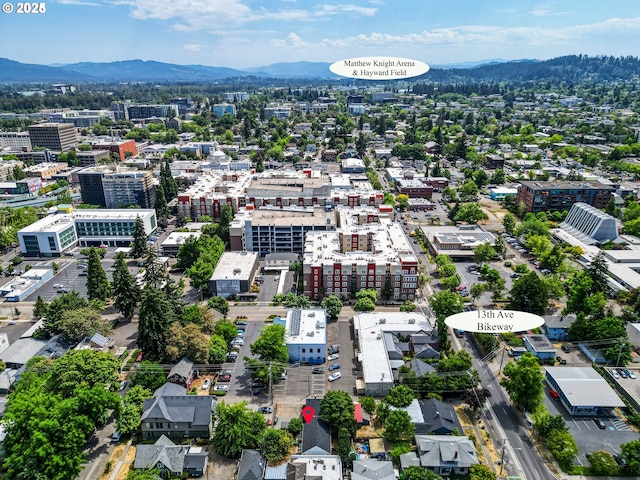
[{"left": 499, "top": 439, "right": 507, "bottom": 476}]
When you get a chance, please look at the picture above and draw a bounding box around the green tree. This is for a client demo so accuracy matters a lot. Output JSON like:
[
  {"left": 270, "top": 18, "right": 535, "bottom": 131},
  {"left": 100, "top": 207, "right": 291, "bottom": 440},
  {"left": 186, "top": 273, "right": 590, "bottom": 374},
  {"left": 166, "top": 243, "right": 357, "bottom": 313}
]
[
  {"left": 117, "top": 385, "right": 151, "bottom": 435},
  {"left": 502, "top": 213, "right": 516, "bottom": 235},
  {"left": 189, "top": 257, "right": 214, "bottom": 292},
  {"left": 359, "top": 396, "right": 376, "bottom": 415},
  {"left": 112, "top": 252, "right": 141, "bottom": 321},
  {"left": 507, "top": 271, "right": 549, "bottom": 315},
  {"left": 165, "top": 322, "right": 210, "bottom": 363},
  {"left": 208, "top": 295, "right": 229, "bottom": 316},
  {"left": 469, "top": 464, "right": 495, "bottom": 480},
  {"left": 175, "top": 235, "right": 201, "bottom": 270},
  {"left": 250, "top": 324, "right": 288, "bottom": 363},
  {"left": 212, "top": 401, "right": 266, "bottom": 458},
  {"left": 129, "top": 216, "right": 149, "bottom": 259},
  {"left": 501, "top": 352, "right": 544, "bottom": 412},
  {"left": 458, "top": 180, "right": 479, "bottom": 200},
  {"left": 400, "top": 466, "right": 443, "bottom": 480},
  {"left": 321, "top": 295, "right": 343, "bottom": 320},
  {"left": 288, "top": 417, "right": 303, "bottom": 436},
  {"left": 42, "top": 291, "right": 92, "bottom": 334},
  {"left": 209, "top": 334, "right": 228, "bottom": 364},
  {"left": 384, "top": 385, "right": 415, "bottom": 408},
  {"left": 59, "top": 307, "right": 111, "bottom": 343},
  {"left": 621, "top": 439, "right": 640, "bottom": 475},
  {"left": 259, "top": 428, "right": 294, "bottom": 462},
  {"left": 454, "top": 203, "right": 488, "bottom": 224},
  {"left": 33, "top": 295, "right": 48, "bottom": 319},
  {"left": 86, "top": 247, "right": 111, "bottom": 301},
  {"left": 320, "top": 390, "right": 356, "bottom": 435},
  {"left": 214, "top": 318, "right": 238, "bottom": 344},
  {"left": 129, "top": 361, "right": 166, "bottom": 392},
  {"left": 383, "top": 409, "right": 415, "bottom": 443},
  {"left": 217, "top": 204, "right": 233, "bottom": 247},
  {"left": 353, "top": 297, "right": 376, "bottom": 312},
  {"left": 154, "top": 182, "right": 168, "bottom": 218},
  {"left": 473, "top": 242, "right": 496, "bottom": 264},
  {"left": 137, "top": 286, "right": 177, "bottom": 361},
  {"left": 587, "top": 451, "right": 619, "bottom": 476},
  {"left": 126, "top": 469, "right": 162, "bottom": 480},
  {"left": 586, "top": 251, "right": 609, "bottom": 295},
  {"left": 430, "top": 290, "right": 464, "bottom": 350}
]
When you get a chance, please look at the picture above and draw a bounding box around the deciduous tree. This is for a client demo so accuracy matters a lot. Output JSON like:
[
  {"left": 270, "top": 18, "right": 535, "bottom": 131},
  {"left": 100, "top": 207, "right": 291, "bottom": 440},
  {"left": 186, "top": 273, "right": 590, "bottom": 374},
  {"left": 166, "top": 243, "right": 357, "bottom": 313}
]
[
  {"left": 501, "top": 352, "right": 544, "bottom": 413},
  {"left": 383, "top": 409, "right": 415, "bottom": 443},
  {"left": 321, "top": 295, "right": 343, "bottom": 320},
  {"left": 59, "top": 307, "right": 111, "bottom": 343},
  {"left": 165, "top": 323, "right": 210, "bottom": 363}
]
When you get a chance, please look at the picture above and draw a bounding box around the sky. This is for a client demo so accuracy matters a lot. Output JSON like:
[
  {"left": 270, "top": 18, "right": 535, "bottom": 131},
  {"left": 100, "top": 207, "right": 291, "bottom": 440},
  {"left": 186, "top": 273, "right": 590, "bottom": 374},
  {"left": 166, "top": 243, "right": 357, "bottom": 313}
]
[{"left": 1, "top": 0, "right": 639, "bottom": 69}]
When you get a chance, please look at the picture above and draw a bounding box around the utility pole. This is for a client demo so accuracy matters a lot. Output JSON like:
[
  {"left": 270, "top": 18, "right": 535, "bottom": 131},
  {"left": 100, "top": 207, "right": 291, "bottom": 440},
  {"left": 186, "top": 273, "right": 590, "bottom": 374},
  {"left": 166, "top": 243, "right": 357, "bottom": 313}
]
[
  {"left": 268, "top": 364, "right": 273, "bottom": 405},
  {"left": 499, "top": 438, "right": 507, "bottom": 476}
]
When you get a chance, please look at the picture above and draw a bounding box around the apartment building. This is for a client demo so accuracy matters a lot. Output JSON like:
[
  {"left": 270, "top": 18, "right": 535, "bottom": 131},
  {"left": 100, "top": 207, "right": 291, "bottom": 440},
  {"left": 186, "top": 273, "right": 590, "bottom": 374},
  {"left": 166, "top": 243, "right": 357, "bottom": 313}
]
[
  {"left": 303, "top": 206, "right": 419, "bottom": 301},
  {"left": 78, "top": 166, "right": 156, "bottom": 209},
  {"left": 516, "top": 180, "right": 615, "bottom": 213},
  {"left": 92, "top": 139, "right": 137, "bottom": 161},
  {"left": 23, "top": 162, "right": 68, "bottom": 180},
  {"left": 27, "top": 123, "right": 77, "bottom": 151},
  {"left": 229, "top": 206, "right": 336, "bottom": 257},
  {"left": 0, "top": 131, "right": 31, "bottom": 150},
  {"left": 213, "top": 103, "right": 236, "bottom": 117}
]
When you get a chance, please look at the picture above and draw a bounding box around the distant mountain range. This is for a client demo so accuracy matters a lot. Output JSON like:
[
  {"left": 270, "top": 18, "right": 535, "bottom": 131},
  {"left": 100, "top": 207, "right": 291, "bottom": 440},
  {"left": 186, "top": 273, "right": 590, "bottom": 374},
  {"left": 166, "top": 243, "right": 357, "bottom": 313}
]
[{"left": 1, "top": 55, "right": 639, "bottom": 84}]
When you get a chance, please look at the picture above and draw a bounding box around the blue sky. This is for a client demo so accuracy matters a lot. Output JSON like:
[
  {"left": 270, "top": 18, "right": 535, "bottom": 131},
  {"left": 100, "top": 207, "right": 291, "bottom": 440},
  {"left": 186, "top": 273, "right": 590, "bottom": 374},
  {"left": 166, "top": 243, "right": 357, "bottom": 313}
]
[{"left": 1, "top": 0, "right": 639, "bottom": 68}]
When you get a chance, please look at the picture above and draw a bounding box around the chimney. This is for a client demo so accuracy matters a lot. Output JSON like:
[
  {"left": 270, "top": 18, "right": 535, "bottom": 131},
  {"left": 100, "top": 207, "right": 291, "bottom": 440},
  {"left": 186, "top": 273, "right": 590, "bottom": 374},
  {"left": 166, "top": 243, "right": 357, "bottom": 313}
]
[{"left": 436, "top": 411, "right": 440, "bottom": 417}]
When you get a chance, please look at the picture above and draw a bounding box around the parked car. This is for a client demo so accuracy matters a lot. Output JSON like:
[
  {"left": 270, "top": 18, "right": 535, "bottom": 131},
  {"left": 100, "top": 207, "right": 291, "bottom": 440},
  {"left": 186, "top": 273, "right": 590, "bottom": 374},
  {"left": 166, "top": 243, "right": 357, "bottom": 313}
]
[
  {"left": 258, "top": 407, "right": 273, "bottom": 414},
  {"left": 610, "top": 369, "right": 620, "bottom": 379},
  {"left": 549, "top": 389, "right": 560, "bottom": 400},
  {"left": 327, "top": 353, "right": 339, "bottom": 361},
  {"left": 328, "top": 344, "right": 340, "bottom": 354},
  {"left": 252, "top": 388, "right": 263, "bottom": 396},
  {"left": 53, "top": 283, "right": 63, "bottom": 289},
  {"left": 111, "top": 431, "right": 122, "bottom": 442},
  {"left": 510, "top": 272, "right": 519, "bottom": 278},
  {"left": 214, "top": 384, "right": 229, "bottom": 391},
  {"left": 219, "top": 374, "right": 231, "bottom": 382},
  {"left": 119, "top": 380, "right": 127, "bottom": 391},
  {"left": 556, "top": 356, "right": 566, "bottom": 365},
  {"left": 561, "top": 344, "right": 570, "bottom": 353},
  {"left": 619, "top": 369, "right": 628, "bottom": 378},
  {"left": 234, "top": 320, "right": 248, "bottom": 326},
  {"left": 592, "top": 417, "right": 606, "bottom": 429},
  {"left": 328, "top": 363, "right": 340, "bottom": 371},
  {"left": 201, "top": 379, "right": 211, "bottom": 390},
  {"left": 624, "top": 369, "right": 636, "bottom": 379},
  {"left": 312, "top": 367, "right": 324, "bottom": 374},
  {"left": 251, "top": 381, "right": 265, "bottom": 388},
  {"left": 328, "top": 372, "right": 342, "bottom": 382},
  {"left": 231, "top": 338, "right": 244, "bottom": 346}
]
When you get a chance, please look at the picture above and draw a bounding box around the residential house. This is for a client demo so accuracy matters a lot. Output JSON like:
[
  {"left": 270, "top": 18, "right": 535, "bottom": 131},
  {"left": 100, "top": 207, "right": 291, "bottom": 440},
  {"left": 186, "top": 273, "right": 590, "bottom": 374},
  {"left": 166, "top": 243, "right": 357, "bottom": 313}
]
[
  {"left": 237, "top": 449, "right": 265, "bottom": 480},
  {"left": 416, "top": 399, "right": 464, "bottom": 435},
  {"left": 410, "top": 332, "right": 440, "bottom": 359},
  {"left": 353, "top": 402, "right": 370, "bottom": 427},
  {"left": 167, "top": 357, "right": 194, "bottom": 389},
  {"left": 301, "top": 398, "right": 332, "bottom": 455},
  {"left": 543, "top": 314, "right": 576, "bottom": 341},
  {"left": 140, "top": 383, "right": 214, "bottom": 440},
  {"left": 133, "top": 434, "right": 208, "bottom": 478},
  {"left": 523, "top": 334, "right": 556, "bottom": 361},
  {"left": 399, "top": 435, "right": 479, "bottom": 476},
  {"left": 352, "top": 459, "right": 396, "bottom": 480},
  {"left": 405, "top": 359, "right": 436, "bottom": 377}
]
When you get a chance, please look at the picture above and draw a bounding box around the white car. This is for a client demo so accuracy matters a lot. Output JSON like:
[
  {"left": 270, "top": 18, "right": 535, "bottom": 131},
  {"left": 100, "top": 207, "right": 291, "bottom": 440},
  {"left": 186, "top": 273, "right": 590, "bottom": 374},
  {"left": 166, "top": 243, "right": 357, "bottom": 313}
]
[
  {"left": 610, "top": 369, "right": 620, "bottom": 379},
  {"left": 328, "top": 372, "right": 342, "bottom": 382},
  {"left": 327, "top": 353, "right": 339, "bottom": 361},
  {"left": 214, "top": 384, "right": 229, "bottom": 391},
  {"left": 232, "top": 338, "right": 244, "bottom": 346},
  {"left": 202, "top": 379, "right": 211, "bottom": 390},
  {"left": 53, "top": 283, "right": 63, "bottom": 288}
]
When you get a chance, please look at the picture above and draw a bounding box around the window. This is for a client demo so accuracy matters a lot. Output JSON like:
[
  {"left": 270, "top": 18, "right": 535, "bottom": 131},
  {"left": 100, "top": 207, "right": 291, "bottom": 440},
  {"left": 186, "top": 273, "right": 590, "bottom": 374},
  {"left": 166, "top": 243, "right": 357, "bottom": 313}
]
[
  {"left": 302, "top": 348, "right": 306, "bottom": 353},
  {"left": 317, "top": 348, "right": 321, "bottom": 353}
]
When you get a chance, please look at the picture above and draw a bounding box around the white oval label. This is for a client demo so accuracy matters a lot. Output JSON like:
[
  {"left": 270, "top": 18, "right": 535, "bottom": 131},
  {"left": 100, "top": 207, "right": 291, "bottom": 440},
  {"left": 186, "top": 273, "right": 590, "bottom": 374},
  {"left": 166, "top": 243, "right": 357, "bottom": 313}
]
[
  {"left": 444, "top": 310, "right": 545, "bottom": 333},
  {"left": 330, "top": 57, "right": 429, "bottom": 80}
]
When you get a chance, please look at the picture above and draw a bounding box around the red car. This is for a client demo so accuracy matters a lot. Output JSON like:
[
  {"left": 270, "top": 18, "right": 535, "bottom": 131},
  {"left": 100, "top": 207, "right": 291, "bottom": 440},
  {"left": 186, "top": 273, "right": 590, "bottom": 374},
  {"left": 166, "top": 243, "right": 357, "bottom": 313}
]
[
  {"left": 549, "top": 389, "right": 560, "bottom": 400},
  {"left": 136, "top": 352, "right": 143, "bottom": 362}
]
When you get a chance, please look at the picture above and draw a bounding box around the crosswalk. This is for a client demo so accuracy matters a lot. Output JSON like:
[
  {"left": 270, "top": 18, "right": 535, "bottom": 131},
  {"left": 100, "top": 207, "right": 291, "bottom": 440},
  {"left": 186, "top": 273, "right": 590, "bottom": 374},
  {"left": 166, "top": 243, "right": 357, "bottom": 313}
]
[{"left": 611, "top": 418, "right": 631, "bottom": 431}]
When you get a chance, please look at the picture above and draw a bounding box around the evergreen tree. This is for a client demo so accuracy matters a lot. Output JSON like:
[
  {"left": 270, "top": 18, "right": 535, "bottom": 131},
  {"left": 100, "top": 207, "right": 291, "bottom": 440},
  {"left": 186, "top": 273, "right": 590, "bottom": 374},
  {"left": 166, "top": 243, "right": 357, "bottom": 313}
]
[
  {"left": 217, "top": 204, "right": 233, "bottom": 247},
  {"left": 142, "top": 248, "right": 166, "bottom": 289},
  {"left": 112, "top": 252, "right": 141, "bottom": 321},
  {"left": 162, "top": 158, "right": 178, "bottom": 199},
  {"left": 33, "top": 295, "right": 48, "bottom": 319},
  {"left": 86, "top": 247, "right": 111, "bottom": 301},
  {"left": 154, "top": 183, "right": 168, "bottom": 218},
  {"left": 137, "top": 286, "right": 177, "bottom": 361},
  {"left": 129, "top": 216, "right": 148, "bottom": 259}
]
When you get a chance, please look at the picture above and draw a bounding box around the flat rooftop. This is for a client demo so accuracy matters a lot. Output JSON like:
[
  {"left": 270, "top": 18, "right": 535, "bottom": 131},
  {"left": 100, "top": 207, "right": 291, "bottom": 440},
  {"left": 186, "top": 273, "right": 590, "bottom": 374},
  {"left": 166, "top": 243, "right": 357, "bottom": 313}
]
[
  {"left": 545, "top": 367, "right": 625, "bottom": 408},
  {"left": 285, "top": 308, "right": 327, "bottom": 345},
  {"left": 354, "top": 312, "right": 433, "bottom": 387},
  {"left": 210, "top": 251, "right": 258, "bottom": 281}
]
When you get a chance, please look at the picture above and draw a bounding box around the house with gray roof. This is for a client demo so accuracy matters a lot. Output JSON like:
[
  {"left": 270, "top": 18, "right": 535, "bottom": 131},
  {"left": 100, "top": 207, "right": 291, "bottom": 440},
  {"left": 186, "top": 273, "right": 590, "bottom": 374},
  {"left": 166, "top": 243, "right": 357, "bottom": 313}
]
[
  {"left": 301, "top": 398, "right": 331, "bottom": 455},
  {"left": 167, "top": 357, "right": 194, "bottom": 389},
  {"left": 133, "top": 434, "right": 208, "bottom": 477},
  {"left": 238, "top": 449, "right": 265, "bottom": 480},
  {"left": 417, "top": 399, "right": 463, "bottom": 435},
  {"left": 141, "top": 383, "right": 214, "bottom": 440},
  {"left": 405, "top": 359, "right": 436, "bottom": 377},
  {"left": 399, "top": 435, "right": 478, "bottom": 476},
  {"left": 352, "top": 459, "right": 396, "bottom": 480},
  {"left": 543, "top": 314, "right": 576, "bottom": 341}
]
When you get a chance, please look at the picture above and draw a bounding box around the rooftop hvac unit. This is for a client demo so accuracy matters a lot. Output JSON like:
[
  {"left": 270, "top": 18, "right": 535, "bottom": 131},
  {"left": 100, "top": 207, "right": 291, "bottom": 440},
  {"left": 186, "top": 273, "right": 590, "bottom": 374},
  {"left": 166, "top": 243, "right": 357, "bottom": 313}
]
[
  {"left": 408, "top": 318, "right": 415, "bottom": 324},
  {"left": 379, "top": 318, "right": 386, "bottom": 324}
]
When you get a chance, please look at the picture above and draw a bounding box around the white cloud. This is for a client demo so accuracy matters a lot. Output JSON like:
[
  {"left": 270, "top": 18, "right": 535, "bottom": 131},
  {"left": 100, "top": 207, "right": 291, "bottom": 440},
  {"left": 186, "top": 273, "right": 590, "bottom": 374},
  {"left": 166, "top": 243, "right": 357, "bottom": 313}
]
[
  {"left": 272, "top": 32, "right": 310, "bottom": 48},
  {"left": 183, "top": 44, "right": 201, "bottom": 52},
  {"left": 528, "top": 8, "right": 569, "bottom": 17},
  {"left": 319, "top": 17, "right": 640, "bottom": 49},
  {"left": 110, "top": 0, "right": 376, "bottom": 31}
]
